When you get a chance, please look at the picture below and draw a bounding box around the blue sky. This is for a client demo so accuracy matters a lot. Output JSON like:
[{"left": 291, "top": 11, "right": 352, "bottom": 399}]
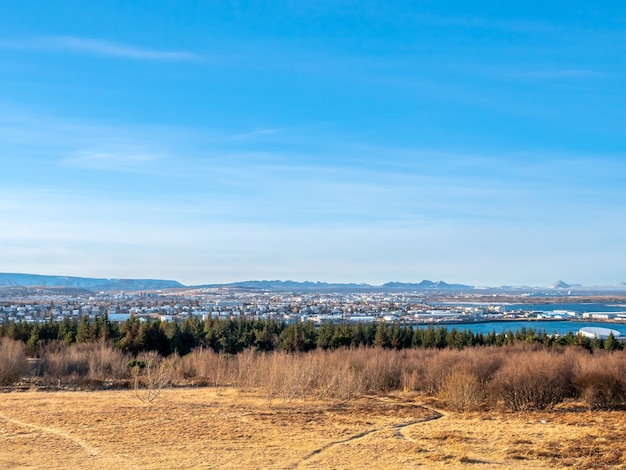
[{"left": 1, "top": 1, "right": 625, "bottom": 286}]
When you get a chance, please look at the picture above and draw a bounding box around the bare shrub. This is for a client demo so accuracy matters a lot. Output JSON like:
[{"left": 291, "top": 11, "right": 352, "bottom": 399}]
[
  {"left": 250, "top": 351, "right": 306, "bottom": 403},
  {"left": 461, "top": 348, "right": 503, "bottom": 386},
  {"left": 422, "top": 349, "right": 462, "bottom": 395},
  {"left": 573, "top": 352, "right": 626, "bottom": 410},
  {"left": 40, "top": 342, "right": 128, "bottom": 387},
  {"left": 0, "top": 338, "right": 29, "bottom": 386},
  {"left": 358, "top": 348, "right": 402, "bottom": 393},
  {"left": 401, "top": 368, "right": 421, "bottom": 392},
  {"left": 280, "top": 352, "right": 319, "bottom": 401},
  {"left": 130, "top": 351, "right": 175, "bottom": 403},
  {"left": 43, "top": 342, "right": 90, "bottom": 386},
  {"left": 249, "top": 349, "right": 364, "bottom": 404},
  {"left": 438, "top": 369, "right": 484, "bottom": 411},
  {"left": 398, "top": 349, "right": 430, "bottom": 392},
  {"left": 263, "top": 351, "right": 287, "bottom": 404},
  {"left": 235, "top": 348, "right": 262, "bottom": 393},
  {"left": 427, "top": 348, "right": 501, "bottom": 411},
  {"left": 314, "top": 351, "right": 364, "bottom": 402},
  {"left": 487, "top": 350, "right": 574, "bottom": 411},
  {"left": 207, "top": 351, "right": 230, "bottom": 394},
  {"left": 176, "top": 347, "right": 213, "bottom": 380},
  {"left": 176, "top": 348, "right": 232, "bottom": 393},
  {"left": 87, "top": 343, "right": 130, "bottom": 382}
]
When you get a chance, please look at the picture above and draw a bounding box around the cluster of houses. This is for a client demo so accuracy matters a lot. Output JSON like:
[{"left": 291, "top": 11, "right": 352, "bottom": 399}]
[
  {"left": 1, "top": 288, "right": 625, "bottom": 326},
  {"left": 0, "top": 289, "right": 505, "bottom": 325}
]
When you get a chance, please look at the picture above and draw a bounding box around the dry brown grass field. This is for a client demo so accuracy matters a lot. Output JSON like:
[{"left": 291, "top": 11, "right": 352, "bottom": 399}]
[{"left": 1, "top": 387, "right": 626, "bottom": 469}]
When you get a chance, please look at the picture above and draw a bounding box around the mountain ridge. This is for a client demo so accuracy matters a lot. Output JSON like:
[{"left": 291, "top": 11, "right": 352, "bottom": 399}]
[
  {"left": 0, "top": 273, "right": 183, "bottom": 291},
  {"left": 1, "top": 273, "right": 625, "bottom": 293}
]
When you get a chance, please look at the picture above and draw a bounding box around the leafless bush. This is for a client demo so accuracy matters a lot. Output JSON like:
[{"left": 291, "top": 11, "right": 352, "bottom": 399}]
[
  {"left": 176, "top": 348, "right": 232, "bottom": 393},
  {"left": 418, "top": 348, "right": 502, "bottom": 411},
  {"left": 0, "top": 338, "right": 29, "bottom": 386},
  {"left": 43, "top": 342, "right": 90, "bottom": 385},
  {"left": 130, "top": 351, "right": 175, "bottom": 403},
  {"left": 87, "top": 343, "right": 130, "bottom": 382},
  {"left": 314, "top": 351, "right": 364, "bottom": 402},
  {"left": 208, "top": 351, "right": 230, "bottom": 394},
  {"left": 245, "top": 349, "right": 364, "bottom": 404},
  {"left": 398, "top": 349, "right": 430, "bottom": 392},
  {"left": 400, "top": 368, "right": 421, "bottom": 392},
  {"left": 41, "top": 342, "right": 128, "bottom": 387},
  {"left": 245, "top": 347, "right": 503, "bottom": 404},
  {"left": 235, "top": 348, "right": 262, "bottom": 393},
  {"left": 263, "top": 351, "right": 287, "bottom": 404},
  {"left": 573, "top": 352, "right": 626, "bottom": 410},
  {"left": 176, "top": 348, "right": 208, "bottom": 381},
  {"left": 438, "top": 369, "right": 485, "bottom": 411},
  {"left": 358, "top": 348, "right": 402, "bottom": 393},
  {"left": 487, "top": 350, "right": 574, "bottom": 411},
  {"left": 280, "top": 352, "right": 319, "bottom": 401},
  {"left": 422, "top": 349, "right": 463, "bottom": 395},
  {"left": 461, "top": 348, "right": 503, "bottom": 386}
]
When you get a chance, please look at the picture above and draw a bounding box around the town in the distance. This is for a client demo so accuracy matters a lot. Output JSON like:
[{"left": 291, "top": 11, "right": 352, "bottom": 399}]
[{"left": 1, "top": 273, "right": 626, "bottom": 329}]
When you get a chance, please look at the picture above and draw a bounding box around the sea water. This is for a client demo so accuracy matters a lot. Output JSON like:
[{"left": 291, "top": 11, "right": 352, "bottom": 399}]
[{"left": 429, "top": 320, "right": 626, "bottom": 336}]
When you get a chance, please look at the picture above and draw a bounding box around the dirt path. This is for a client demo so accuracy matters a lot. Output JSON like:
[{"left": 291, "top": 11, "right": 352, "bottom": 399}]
[
  {"left": 293, "top": 406, "right": 445, "bottom": 468},
  {"left": 391, "top": 411, "right": 444, "bottom": 441},
  {"left": 0, "top": 412, "right": 101, "bottom": 458}
]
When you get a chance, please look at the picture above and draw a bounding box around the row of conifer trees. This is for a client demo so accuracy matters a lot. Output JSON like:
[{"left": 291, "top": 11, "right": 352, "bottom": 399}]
[{"left": 0, "top": 315, "right": 621, "bottom": 357}]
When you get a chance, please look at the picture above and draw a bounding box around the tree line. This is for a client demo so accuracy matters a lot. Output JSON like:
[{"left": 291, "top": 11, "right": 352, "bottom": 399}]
[{"left": 0, "top": 316, "right": 620, "bottom": 356}]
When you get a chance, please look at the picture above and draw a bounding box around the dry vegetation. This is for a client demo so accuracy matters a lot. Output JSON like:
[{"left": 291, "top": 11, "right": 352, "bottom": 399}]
[
  {"left": 3, "top": 341, "right": 626, "bottom": 411},
  {"left": 3, "top": 341, "right": 626, "bottom": 468}
]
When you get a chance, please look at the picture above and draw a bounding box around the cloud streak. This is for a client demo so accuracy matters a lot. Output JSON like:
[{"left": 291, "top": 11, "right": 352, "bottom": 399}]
[
  {"left": 0, "top": 36, "right": 200, "bottom": 61},
  {"left": 61, "top": 150, "right": 165, "bottom": 172}
]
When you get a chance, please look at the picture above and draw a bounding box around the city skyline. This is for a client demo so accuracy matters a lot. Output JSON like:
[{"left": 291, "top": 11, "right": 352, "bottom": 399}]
[{"left": 1, "top": 2, "right": 625, "bottom": 286}]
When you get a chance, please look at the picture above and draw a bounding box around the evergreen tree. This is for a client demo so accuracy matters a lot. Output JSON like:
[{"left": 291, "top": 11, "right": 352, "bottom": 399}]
[
  {"left": 95, "top": 313, "right": 118, "bottom": 343},
  {"left": 433, "top": 326, "right": 448, "bottom": 348},
  {"left": 331, "top": 324, "right": 353, "bottom": 349},
  {"left": 26, "top": 324, "right": 41, "bottom": 356},
  {"left": 604, "top": 332, "right": 618, "bottom": 351},
  {"left": 278, "top": 323, "right": 307, "bottom": 352},
  {"left": 390, "top": 323, "right": 403, "bottom": 349},
  {"left": 351, "top": 322, "right": 368, "bottom": 348},
  {"left": 411, "top": 326, "right": 423, "bottom": 348},
  {"left": 316, "top": 323, "right": 335, "bottom": 350},
  {"left": 446, "top": 328, "right": 463, "bottom": 349},
  {"left": 58, "top": 317, "right": 77, "bottom": 344},
  {"left": 421, "top": 325, "right": 436, "bottom": 348},
  {"left": 373, "top": 323, "right": 391, "bottom": 348},
  {"left": 75, "top": 316, "right": 92, "bottom": 343}
]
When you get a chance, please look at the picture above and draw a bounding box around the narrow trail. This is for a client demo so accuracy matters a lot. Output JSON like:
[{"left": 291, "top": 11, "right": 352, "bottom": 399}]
[
  {"left": 0, "top": 412, "right": 100, "bottom": 457},
  {"left": 391, "top": 411, "right": 444, "bottom": 442},
  {"left": 293, "top": 406, "right": 445, "bottom": 468}
]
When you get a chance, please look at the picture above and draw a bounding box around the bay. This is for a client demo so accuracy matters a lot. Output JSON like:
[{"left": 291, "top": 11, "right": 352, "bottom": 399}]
[{"left": 429, "top": 320, "right": 626, "bottom": 336}]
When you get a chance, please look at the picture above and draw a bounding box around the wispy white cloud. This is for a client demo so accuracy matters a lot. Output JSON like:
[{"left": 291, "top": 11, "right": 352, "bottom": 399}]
[
  {"left": 61, "top": 150, "right": 165, "bottom": 172},
  {"left": 0, "top": 36, "right": 200, "bottom": 61},
  {"left": 2, "top": 105, "right": 624, "bottom": 231}
]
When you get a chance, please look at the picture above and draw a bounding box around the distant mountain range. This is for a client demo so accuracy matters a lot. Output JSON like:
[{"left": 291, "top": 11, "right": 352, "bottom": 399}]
[
  {"left": 195, "top": 279, "right": 475, "bottom": 291},
  {"left": 382, "top": 280, "right": 472, "bottom": 290},
  {"left": 0, "top": 273, "right": 625, "bottom": 293},
  {"left": 548, "top": 280, "right": 587, "bottom": 289},
  {"left": 0, "top": 273, "right": 183, "bottom": 291}
]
